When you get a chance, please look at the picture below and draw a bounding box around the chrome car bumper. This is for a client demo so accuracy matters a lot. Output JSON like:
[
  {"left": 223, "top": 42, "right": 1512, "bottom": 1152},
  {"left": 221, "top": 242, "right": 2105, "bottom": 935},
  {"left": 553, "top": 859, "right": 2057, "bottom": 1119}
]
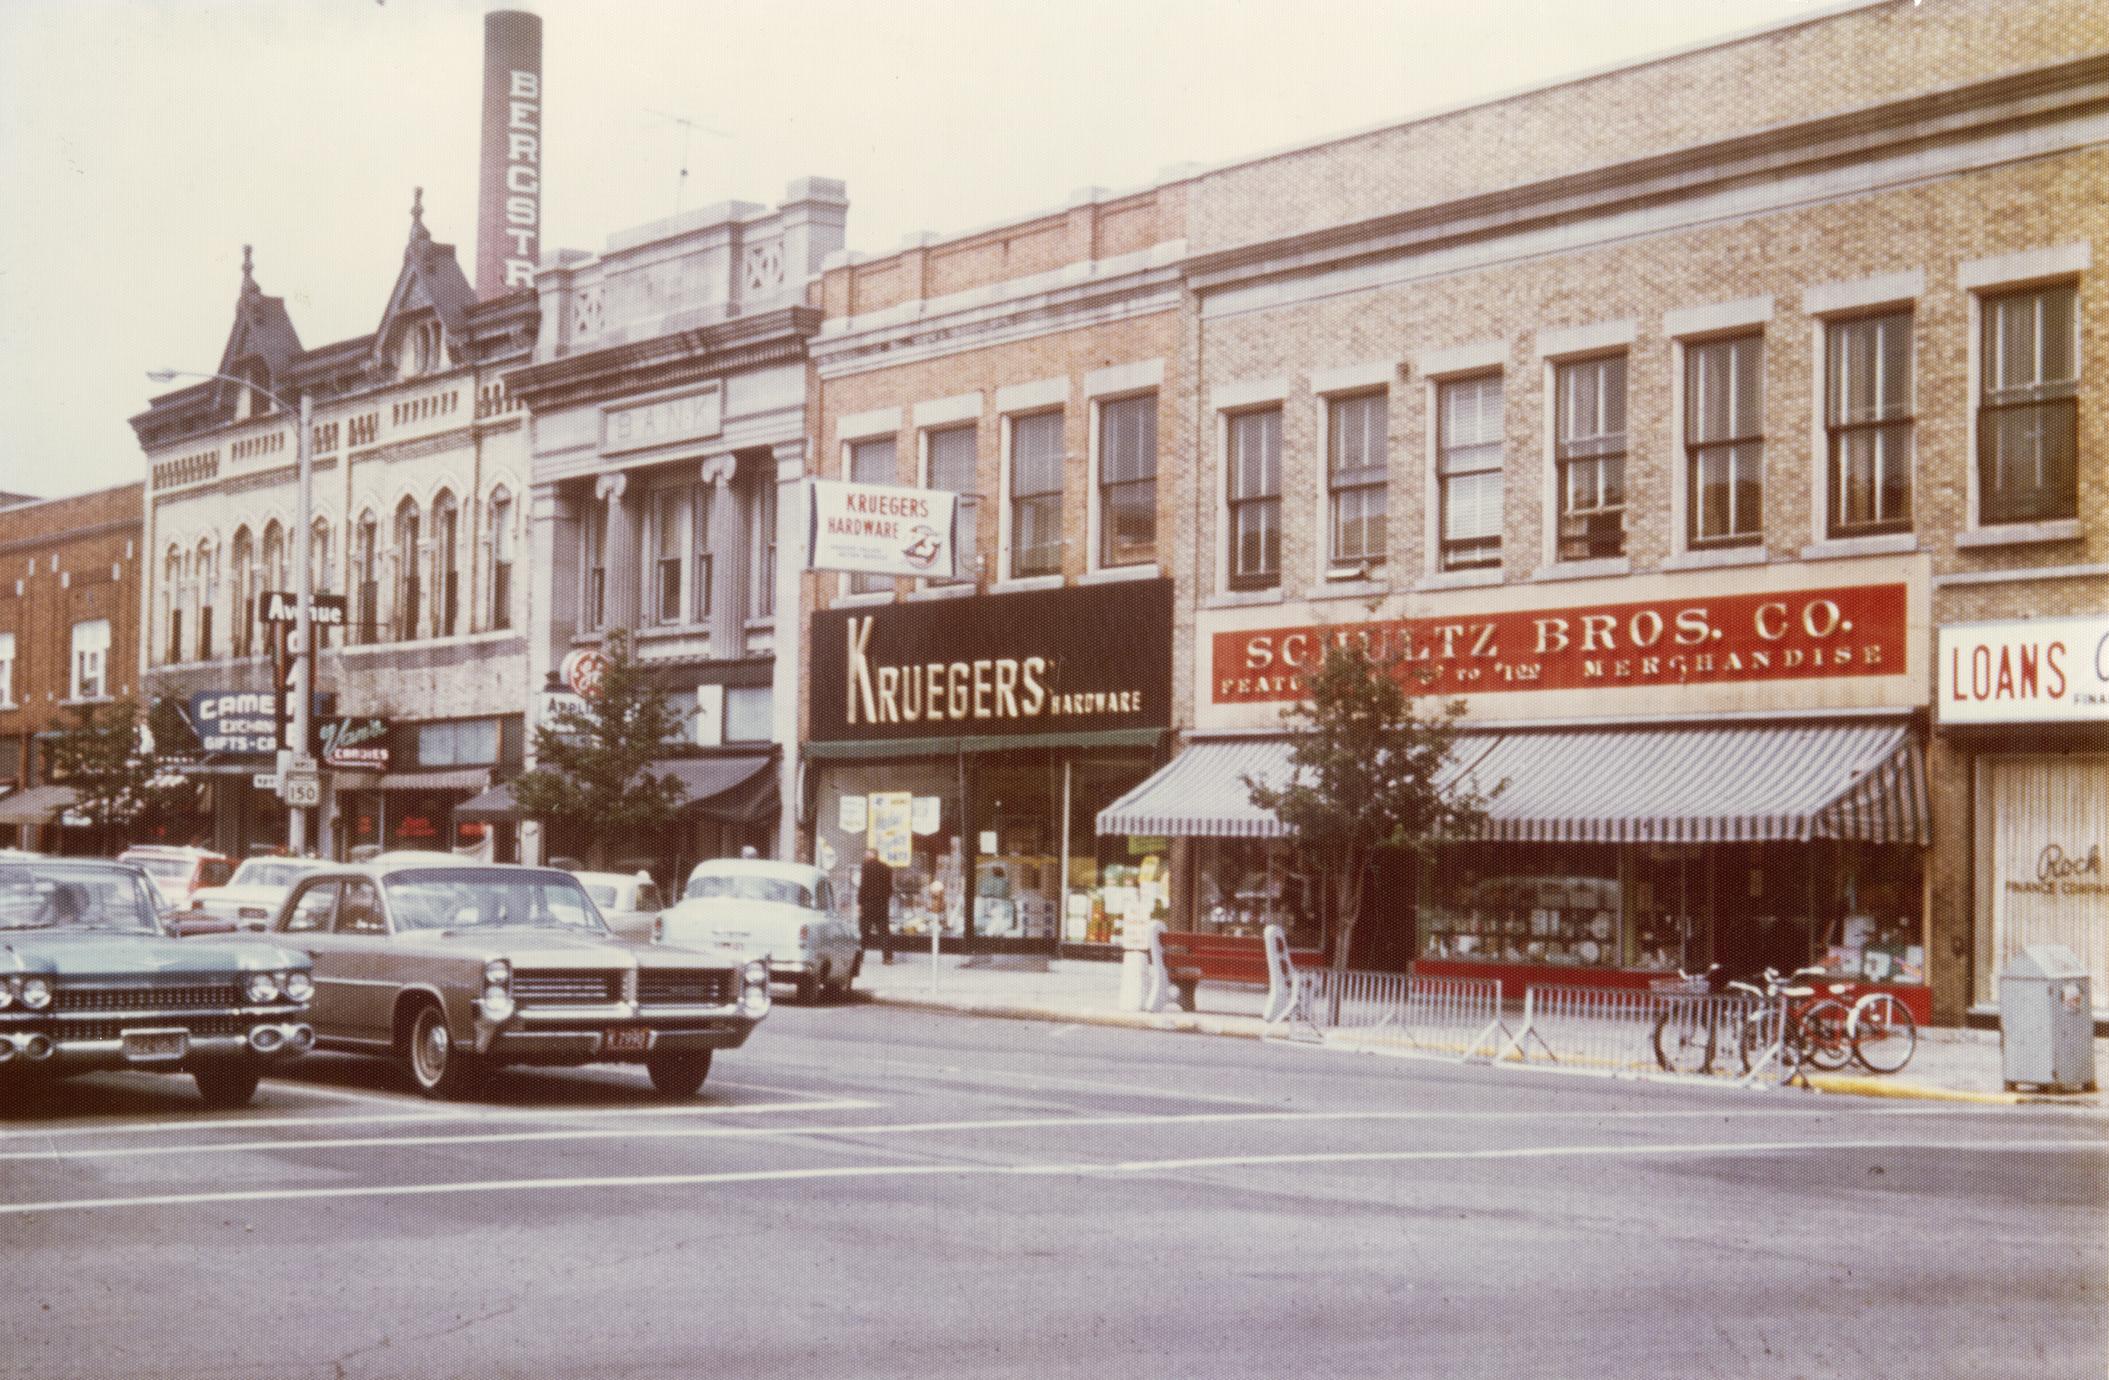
[
  {"left": 470, "top": 1002, "right": 761, "bottom": 1063},
  {"left": 2, "top": 1022, "right": 315, "bottom": 1072}
]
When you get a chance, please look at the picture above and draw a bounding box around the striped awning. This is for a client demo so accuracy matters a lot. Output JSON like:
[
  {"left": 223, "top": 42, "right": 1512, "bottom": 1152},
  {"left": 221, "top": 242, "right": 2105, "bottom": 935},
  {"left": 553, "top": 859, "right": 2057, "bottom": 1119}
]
[
  {"left": 1096, "top": 721, "right": 1928, "bottom": 846},
  {"left": 0, "top": 784, "right": 79, "bottom": 827}
]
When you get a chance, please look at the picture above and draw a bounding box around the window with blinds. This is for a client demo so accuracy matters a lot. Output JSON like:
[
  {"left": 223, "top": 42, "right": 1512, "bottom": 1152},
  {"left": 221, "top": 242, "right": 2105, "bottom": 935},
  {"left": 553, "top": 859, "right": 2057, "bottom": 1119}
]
[{"left": 1438, "top": 375, "right": 1503, "bottom": 571}]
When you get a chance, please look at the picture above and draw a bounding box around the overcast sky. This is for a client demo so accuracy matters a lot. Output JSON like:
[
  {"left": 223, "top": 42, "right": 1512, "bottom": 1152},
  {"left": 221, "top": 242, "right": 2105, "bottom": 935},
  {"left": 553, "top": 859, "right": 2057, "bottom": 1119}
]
[{"left": 0, "top": 0, "right": 1848, "bottom": 502}]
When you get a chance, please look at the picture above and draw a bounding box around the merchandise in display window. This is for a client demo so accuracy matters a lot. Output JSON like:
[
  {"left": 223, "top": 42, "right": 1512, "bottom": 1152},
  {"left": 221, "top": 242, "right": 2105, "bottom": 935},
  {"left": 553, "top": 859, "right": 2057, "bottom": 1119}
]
[
  {"left": 1420, "top": 843, "right": 1623, "bottom": 968},
  {"left": 1193, "top": 838, "right": 1321, "bottom": 949}
]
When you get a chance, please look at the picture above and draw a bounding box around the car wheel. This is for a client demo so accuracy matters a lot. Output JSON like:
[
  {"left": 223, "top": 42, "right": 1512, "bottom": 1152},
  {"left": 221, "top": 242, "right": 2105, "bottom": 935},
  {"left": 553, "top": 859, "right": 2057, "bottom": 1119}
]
[
  {"left": 192, "top": 1061, "right": 262, "bottom": 1108},
  {"left": 647, "top": 1049, "right": 712, "bottom": 1096},
  {"left": 406, "top": 1001, "right": 482, "bottom": 1100}
]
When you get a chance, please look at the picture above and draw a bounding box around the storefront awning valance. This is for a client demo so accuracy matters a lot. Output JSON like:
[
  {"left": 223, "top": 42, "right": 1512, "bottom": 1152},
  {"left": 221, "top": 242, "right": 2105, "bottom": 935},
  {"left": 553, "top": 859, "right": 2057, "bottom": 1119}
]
[
  {"left": 453, "top": 782, "right": 518, "bottom": 824},
  {"left": 1097, "top": 721, "right": 1928, "bottom": 847},
  {"left": 375, "top": 768, "right": 492, "bottom": 794},
  {"left": 653, "top": 754, "right": 777, "bottom": 824},
  {"left": 0, "top": 784, "right": 79, "bottom": 827}
]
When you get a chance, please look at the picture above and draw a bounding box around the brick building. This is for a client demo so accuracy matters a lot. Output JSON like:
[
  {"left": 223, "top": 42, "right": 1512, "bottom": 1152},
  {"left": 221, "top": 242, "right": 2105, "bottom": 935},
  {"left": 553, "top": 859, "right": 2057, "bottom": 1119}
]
[
  {"left": 805, "top": 183, "right": 1191, "bottom": 951},
  {"left": 131, "top": 197, "right": 537, "bottom": 860},
  {"left": 1090, "top": 0, "right": 2106, "bottom": 1023},
  {"left": 0, "top": 483, "right": 145, "bottom": 851}
]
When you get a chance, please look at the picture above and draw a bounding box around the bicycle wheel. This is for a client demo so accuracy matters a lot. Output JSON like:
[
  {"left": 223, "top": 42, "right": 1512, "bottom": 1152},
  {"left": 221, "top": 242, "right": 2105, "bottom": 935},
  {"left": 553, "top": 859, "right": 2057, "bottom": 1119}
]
[
  {"left": 1738, "top": 1002, "right": 1787, "bottom": 1076},
  {"left": 1652, "top": 1001, "right": 1718, "bottom": 1075},
  {"left": 1851, "top": 992, "right": 1918, "bottom": 1074},
  {"left": 1797, "top": 998, "right": 1854, "bottom": 1072}
]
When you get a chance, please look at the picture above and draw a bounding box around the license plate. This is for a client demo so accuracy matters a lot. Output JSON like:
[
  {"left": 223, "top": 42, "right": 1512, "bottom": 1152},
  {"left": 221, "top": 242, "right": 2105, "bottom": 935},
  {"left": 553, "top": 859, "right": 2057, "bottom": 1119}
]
[
  {"left": 123, "top": 1029, "right": 189, "bottom": 1060},
  {"left": 603, "top": 1027, "right": 651, "bottom": 1055}
]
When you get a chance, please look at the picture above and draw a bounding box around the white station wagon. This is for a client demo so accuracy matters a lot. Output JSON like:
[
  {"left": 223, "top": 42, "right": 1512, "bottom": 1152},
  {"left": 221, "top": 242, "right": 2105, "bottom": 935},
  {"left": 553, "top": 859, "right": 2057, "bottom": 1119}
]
[{"left": 655, "top": 859, "right": 861, "bottom": 1003}]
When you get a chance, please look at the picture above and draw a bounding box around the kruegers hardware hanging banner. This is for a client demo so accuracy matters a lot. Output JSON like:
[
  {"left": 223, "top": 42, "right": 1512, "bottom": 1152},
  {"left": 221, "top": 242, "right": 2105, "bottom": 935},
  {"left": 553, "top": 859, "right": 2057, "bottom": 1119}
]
[{"left": 807, "top": 478, "right": 958, "bottom": 580}]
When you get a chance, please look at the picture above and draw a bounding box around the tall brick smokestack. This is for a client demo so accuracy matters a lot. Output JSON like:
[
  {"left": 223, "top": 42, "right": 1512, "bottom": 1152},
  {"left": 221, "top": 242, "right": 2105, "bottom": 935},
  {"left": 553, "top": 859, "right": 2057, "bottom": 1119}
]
[{"left": 475, "top": 7, "right": 543, "bottom": 299}]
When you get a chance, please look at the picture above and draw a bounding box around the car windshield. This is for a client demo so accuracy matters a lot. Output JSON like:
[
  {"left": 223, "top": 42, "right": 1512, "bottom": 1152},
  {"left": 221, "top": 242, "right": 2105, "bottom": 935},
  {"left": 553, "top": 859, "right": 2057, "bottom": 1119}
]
[
  {"left": 231, "top": 861, "right": 304, "bottom": 889},
  {"left": 684, "top": 872, "right": 813, "bottom": 908},
  {"left": 0, "top": 863, "right": 163, "bottom": 933},
  {"left": 584, "top": 884, "right": 619, "bottom": 907},
  {"left": 382, "top": 868, "right": 608, "bottom": 933},
  {"left": 128, "top": 856, "right": 192, "bottom": 880}
]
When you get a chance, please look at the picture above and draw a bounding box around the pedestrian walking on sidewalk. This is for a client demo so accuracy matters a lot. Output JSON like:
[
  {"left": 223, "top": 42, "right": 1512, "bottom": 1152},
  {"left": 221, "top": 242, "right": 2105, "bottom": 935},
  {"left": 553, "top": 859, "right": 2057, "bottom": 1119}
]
[{"left": 859, "top": 848, "right": 896, "bottom": 965}]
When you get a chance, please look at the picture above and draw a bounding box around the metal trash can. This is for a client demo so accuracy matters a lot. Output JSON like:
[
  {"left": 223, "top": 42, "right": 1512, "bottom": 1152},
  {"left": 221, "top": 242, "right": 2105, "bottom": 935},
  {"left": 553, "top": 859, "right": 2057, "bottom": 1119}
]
[{"left": 1999, "top": 944, "right": 2097, "bottom": 1093}]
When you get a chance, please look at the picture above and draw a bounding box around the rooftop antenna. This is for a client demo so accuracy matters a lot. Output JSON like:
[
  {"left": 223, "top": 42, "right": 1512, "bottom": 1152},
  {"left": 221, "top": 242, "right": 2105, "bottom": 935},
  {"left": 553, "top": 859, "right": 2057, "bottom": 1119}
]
[{"left": 646, "top": 108, "right": 731, "bottom": 215}]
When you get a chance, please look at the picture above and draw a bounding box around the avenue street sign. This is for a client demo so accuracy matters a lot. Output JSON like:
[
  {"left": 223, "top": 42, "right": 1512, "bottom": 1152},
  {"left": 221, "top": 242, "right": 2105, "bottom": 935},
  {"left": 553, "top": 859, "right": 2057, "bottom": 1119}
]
[{"left": 259, "top": 590, "right": 348, "bottom": 626}]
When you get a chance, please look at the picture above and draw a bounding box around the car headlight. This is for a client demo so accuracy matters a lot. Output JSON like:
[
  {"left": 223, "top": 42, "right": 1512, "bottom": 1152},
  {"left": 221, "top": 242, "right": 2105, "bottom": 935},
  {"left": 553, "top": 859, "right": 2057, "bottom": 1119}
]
[
  {"left": 283, "top": 970, "right": 314, "bottom": 1002},
  {"left": 484, "top": 959, "right": 511, "bottom": 988},
  {"left": 0, "top": 983, "right": 14, "bottom": 1010},
  {"left": 20, "top": 978, "right": 52, "bottom": 1011},
  {"left": 480, "top": 959, "right": 514, "bottom": 1021},
  {"left": 740, "top": 960, "right": 770, "bottom": 1016},
  {"left": 244, "top": 972, "right": 280, "bottom": 1004}
]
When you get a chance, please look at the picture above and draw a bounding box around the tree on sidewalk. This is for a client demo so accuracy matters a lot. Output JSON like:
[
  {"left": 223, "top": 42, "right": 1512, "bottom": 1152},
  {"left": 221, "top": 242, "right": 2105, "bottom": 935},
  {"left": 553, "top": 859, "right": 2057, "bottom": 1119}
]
[
  {"left": 43, "top": 698, "right": 199, "bottom": 856},
  {"left": 1243, "top": 636, "right": 1498, "bottom": 1002},
  {"left": 510, "top": 629, "right": 690, "bottom": 868}
]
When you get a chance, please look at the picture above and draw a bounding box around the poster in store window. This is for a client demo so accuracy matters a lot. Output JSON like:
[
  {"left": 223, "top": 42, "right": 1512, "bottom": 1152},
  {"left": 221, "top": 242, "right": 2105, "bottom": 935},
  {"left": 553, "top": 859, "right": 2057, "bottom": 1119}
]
[
  {"left": 838, "top": 794, "right": 868, "bottom": 834},
  {"left": 868, "top": 791, "right": 913, "bottom": 869}
]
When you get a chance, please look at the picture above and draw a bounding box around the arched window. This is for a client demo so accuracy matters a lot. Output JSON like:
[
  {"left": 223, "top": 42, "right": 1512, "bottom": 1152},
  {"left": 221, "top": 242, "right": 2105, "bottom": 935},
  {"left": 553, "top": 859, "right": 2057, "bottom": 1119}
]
[
  {"left": 163, "top": 547, "right": 184, "bottom": 665},
  {"left": 487, "top": 487, "right": 513, "bottom": 632},
  {"left": 196, "top": 541, "right": 217, "bottom": 660},
  {"left": 231, "top": 527, "right": 255, "bottom": 657},
  {"left": 432, "top": 490, "right": 460, "bottom": 638},
  {"left": 393, "top": 499, "right": 422, "bottom": 641},
  {"left": 310, "top": 518, "right": 333, "bottom": 595},
  {"left": 354, "top": 512, "right": 379, "bottom": 645},
  {"left": 261, "top": 521, "right": 287, "bottom": 599}
]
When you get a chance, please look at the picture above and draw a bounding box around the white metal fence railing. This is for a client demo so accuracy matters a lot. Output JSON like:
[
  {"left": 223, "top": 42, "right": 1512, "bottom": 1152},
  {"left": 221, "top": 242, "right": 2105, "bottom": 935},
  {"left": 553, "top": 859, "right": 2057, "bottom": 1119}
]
[
  {"left": 1284, "top": 966, "right": 1507, "bottom": 1058},
  {"left": 1496, "top": 984, "right": 1665, "bottom": 1075}
]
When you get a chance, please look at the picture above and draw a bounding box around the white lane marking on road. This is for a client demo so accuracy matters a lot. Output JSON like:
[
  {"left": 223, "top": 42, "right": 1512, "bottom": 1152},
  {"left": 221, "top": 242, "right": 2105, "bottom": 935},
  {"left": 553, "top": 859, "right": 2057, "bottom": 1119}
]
[
  {"left": 752, "top": 1056, "right": 1283, "bottom": 1106},
  {"left": 3, "top": 1136, "right": 2101, "bottom": 1218},
  {"left": 0, "top": 1097, "right": 876, "bottom": 1142}
]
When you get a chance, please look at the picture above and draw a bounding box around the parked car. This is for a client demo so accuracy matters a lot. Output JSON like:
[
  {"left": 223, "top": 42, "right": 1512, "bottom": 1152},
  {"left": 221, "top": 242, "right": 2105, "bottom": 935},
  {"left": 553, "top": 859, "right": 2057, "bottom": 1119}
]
[
  {"left": 655, "top": 858, "right": 862, "bottom": 1003},
  {"left": 265, "top": 857, "right": 770, "bottom": 1098},
  {"left": 117, "top": 845, "right": 235, "bottom": 912},
  {"left": 0, "top": 856, "right": 314, "bottom": 1106},
  {"left": 573, "top": 870, "right": 668, "bottom": 943},
  {"left": 181, "top": 855, "right": 335, "bottom": 935}
]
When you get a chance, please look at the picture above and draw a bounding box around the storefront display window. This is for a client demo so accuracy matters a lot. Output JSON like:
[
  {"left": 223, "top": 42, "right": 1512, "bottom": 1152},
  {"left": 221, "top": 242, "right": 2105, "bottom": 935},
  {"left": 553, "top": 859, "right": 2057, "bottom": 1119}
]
[
  {"left": 1420, "top": 843, "right": 1622, "bottom": 968},
  {"left": 1193, "top": 839, "right": 1320, "bottom": 948}
]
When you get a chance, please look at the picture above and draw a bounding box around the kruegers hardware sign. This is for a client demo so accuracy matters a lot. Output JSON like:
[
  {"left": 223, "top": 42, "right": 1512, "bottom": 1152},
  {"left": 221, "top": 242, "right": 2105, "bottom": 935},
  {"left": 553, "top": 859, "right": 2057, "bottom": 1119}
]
[
  {"left": 1213, "top": 583, "right": 1908, "bottom": 704},
  {"left": 809, "top": 579, "right": 1172, "bottom": 742},
  {"left": 1938, "top": 615, "right": 2109, "bottom": 725},
  {"left": 807, "top": 479, "right": 959, "bottom": 581}
]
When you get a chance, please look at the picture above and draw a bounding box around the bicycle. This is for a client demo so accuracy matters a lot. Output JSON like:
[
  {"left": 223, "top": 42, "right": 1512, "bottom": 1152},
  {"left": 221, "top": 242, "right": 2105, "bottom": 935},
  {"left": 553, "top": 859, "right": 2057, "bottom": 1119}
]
[
  {"left": 1844, "top": 988, "right": 1918, "bottom": 1073},
  {"left": 1650, "top": 965, "right": 1735, "bottom": 1075},
  {"left": 1731, "top": 967, "right": 1857, "bottom": 1082}
]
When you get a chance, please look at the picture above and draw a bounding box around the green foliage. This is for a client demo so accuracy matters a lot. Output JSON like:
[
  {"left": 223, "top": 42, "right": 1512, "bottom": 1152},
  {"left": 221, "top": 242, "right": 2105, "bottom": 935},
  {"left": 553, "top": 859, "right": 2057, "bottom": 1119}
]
[
  {"left": 509, "top": 630, "right": 689, "bottom": 866},
  {"left": 43, "top": 699, "right": 199, "bottom": 850},
  {"left": 1244, "top": 637, "right": 1498, "bottom": 971}
]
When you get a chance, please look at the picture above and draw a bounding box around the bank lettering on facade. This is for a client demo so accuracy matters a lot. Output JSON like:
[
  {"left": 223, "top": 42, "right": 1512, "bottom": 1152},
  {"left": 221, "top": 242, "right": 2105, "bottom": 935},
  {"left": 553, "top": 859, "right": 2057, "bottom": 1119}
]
[{"left": 1213, "top": 583, "right": 1908, "bottom": 703}]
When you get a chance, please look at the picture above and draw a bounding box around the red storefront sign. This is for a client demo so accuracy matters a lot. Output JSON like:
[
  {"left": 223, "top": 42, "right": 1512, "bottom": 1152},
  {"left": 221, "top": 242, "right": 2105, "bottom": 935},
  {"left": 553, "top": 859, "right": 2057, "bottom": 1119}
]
[{"left": 1212, "top": 583, "right": 1908, "bottom": 703}]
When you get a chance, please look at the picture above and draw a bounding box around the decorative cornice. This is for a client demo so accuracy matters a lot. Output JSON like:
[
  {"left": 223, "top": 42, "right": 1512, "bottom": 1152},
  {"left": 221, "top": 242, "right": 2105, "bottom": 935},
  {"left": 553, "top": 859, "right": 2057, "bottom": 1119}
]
[
  {"left": 506, "top": 305, "right": 820, "bottom": 412},
  {"left": 1187, "top": 53, "right": 2109, "bottom": 296}
]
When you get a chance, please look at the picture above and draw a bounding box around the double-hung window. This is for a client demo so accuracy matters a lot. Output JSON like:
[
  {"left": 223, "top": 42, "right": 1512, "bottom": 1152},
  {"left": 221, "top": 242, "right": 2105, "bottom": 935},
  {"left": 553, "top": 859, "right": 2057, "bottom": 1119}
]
[
  {"left": 1009, "top": 412, "right": 1064, "bottom": 579},
  {"left": 1437, "top": 375, "right": 1504, "bottom": 571},
  {"left": 745, "top": 476, "right": 773, "bottom": 622},
  {"left": 651, "top": 487, "right": 688, "bottom": 624},
  {"left": 165, "top": 550, "right": 184, "bottom": 665},
  {"left": 1979, "top": 283, "right": 2078, "bottom": 525},
  {"left": 1098, "top": 395, "right": 1157, "bottom": 568},
  {"left": 1554, "top": 356, "right": 1627, "bottom": 561},
  {"left": 70, "top": 619, "right": 110, "bottom": 701},
  {"left": 0, "top": 630, "right": 14, "bottom": 708},
  {"left": 487, "top": 491, "right": 513, "bottom": 631},
  {"left": 850, "top": 437, "right": 898, "bottom": 594},
  {"left": 692, "top": 483, "right": 717, "bottom": 624},
  {"left": 582, "top": 498, "right": 606, "bottom": 632},
  {"left": 1685, "top": 334, "right": 1763, "bottom": 546},
  {"left": 1327, "top": 392, "right": 1386, "bottom": 573},
  {"left": 393, "top": 504, "right": 422, "bottom": 641},
  {"left": 1826, "top": 312, "right": 1913, "bottom": 536},
  {"left": 1226, "top": 408, "right": 1282, "bottom": 590},
  {"left": 926, "top": 425, "right": 976, "bottom": 585},
  {"left": 196, "top": 546, "right": 215, "bottom": 660},
  {"left": 354, "top": 516, "right": 379, "bottom": 646}
]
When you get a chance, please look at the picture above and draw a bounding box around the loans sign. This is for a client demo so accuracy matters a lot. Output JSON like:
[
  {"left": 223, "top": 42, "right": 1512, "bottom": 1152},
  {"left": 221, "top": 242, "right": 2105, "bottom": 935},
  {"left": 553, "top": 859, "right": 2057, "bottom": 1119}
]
[
  {"left": 1938, "top": 615, "right": 2109, "bottom": 724},
  {"left": 806, "top": 479, "right": 957, "bottom": 580},
  {"left": 1212, "top": 583, "right": 1909, "bottom": 704}
]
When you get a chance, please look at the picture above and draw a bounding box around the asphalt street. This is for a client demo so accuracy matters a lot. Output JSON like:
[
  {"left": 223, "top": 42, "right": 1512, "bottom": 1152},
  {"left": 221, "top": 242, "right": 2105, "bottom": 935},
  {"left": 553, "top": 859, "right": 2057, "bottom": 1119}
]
[{"left": 3, "top": 1001, "right": 2103, "bottom": 1380}]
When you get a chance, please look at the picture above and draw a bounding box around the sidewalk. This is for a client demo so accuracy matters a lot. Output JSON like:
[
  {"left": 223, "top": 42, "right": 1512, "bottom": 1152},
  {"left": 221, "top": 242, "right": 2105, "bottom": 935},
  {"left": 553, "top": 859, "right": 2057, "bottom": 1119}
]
[{"left": 850, "top": 949, "right": 2106, "bottom": 1108}]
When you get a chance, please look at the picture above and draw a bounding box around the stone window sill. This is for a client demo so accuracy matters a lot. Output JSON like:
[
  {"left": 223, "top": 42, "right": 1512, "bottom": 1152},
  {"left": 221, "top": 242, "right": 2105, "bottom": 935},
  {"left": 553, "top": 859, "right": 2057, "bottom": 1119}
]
[
  {"left": 1955, "top": 519, "right": 2082, "bottom": 549},
  {"left": 1663, "top": 545, "right": 1766, "bottom": 572}
]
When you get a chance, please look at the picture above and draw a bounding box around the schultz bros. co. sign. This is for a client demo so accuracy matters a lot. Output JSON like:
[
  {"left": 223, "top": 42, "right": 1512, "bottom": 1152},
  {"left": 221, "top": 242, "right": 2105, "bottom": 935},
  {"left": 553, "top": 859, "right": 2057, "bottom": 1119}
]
[{"left": 1213, "top": 583, "right": 1908, "bottom": 703}]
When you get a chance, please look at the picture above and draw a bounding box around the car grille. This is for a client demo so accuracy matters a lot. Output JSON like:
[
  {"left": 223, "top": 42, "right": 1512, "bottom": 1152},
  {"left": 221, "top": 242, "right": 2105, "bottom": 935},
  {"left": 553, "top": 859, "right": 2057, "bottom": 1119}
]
[
  {"left": 54, "top": 983, "right": 241, "bottom": 1013},
  {"left": 639, "top": 970, "right": 735, "bottom": 1007},
  {"left": 512, "top": 971, "right": 619, "bottom": 1004},
  {"left": 64, "top": 1015, "right": 251, "bottom": 1042}
]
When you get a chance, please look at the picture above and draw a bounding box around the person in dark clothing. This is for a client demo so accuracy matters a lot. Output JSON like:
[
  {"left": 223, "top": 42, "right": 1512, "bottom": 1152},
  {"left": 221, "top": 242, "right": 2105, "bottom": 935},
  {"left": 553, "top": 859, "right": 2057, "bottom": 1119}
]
[{"left": 858, "top": 848, "right": 895, "bottom": 964}]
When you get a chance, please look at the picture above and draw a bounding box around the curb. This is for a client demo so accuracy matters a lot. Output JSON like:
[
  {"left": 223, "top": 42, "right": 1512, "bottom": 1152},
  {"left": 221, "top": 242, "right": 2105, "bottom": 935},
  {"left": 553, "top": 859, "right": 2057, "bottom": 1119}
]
[
  {"left": 864, "top": 994, "right": 1271, "bottom": 1040},
  {"left": 1802, "top": 1073, "right": 2023, "bottom": 1105}
]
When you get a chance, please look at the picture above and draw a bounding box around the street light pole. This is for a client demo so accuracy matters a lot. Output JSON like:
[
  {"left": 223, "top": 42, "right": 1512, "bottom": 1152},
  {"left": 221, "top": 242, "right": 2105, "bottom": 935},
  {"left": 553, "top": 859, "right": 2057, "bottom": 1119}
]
[{"left": 289, "top": 391, "right": 314, "bottom": 855}]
